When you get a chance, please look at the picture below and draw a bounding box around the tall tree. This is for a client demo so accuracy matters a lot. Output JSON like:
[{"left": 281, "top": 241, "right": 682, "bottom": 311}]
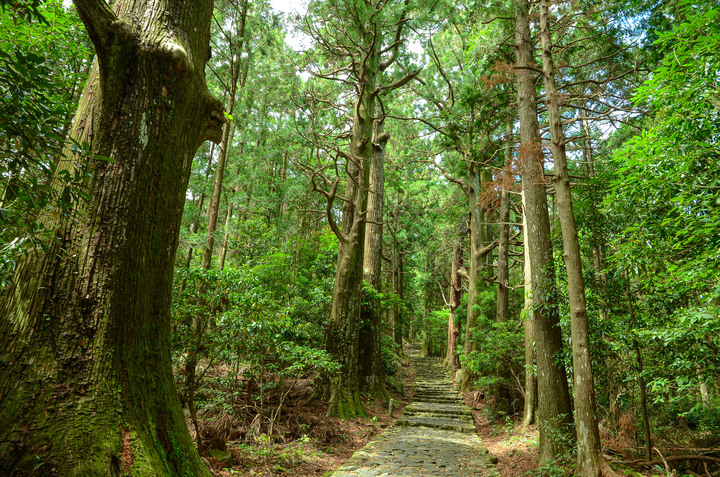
[
  {"left": 520, "top": 190, "right": 538, "bottom": 428},
  {"left": 494, "top": 118, "right": 514, "bottom": 412},
  {"left": 202, "top": 0, "right": 250, "bottom": 269},
  {"left": 538, "top": 1, "right": 605, "bottom": 474},
  {"left": 0, "top": 0, "right": 223, "bottom": 474},
  {"left": 513, "top": 0, "right": 574, "bottom": 463},
  {"left": 442, "top": 225, "right": 464, "bottom": 373},
  {"left": 300, "top": 0, "right": 417, "bottom": 418},
  {"left": 359, "top": 118, "right": 391, "bottom": 399}
]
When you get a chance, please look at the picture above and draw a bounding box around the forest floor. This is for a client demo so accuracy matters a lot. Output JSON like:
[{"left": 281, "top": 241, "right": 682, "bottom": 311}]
[
  {"left": 195, "top": 357, "right": 719, "bottom": 477},
  {"left": 465, "top": 393, "right": 540, "bottom": 477},
  {"left": 198, "top": 356, "right": 540, "bottom": 476},
  {"left": 200, "top": 359, "right": 415, "bottom": 476}
]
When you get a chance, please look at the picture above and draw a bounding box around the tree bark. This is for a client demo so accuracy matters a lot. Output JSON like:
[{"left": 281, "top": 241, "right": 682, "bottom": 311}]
[
  {"left": 307, "top": 0, "right": 416, "bottom": 419},
  {"left": 181, "top": 142, "right": 216, "bottom": 282},
  {"left": 0, "top": 0, "right": 224, "bottom": 474},
  {"left": 461, "top": 167, "right": 493, "bottom": 391},
  {"left": 626, "top": 280, "right": 652, "bottom": 461},
  {"left": 443, "top": 229, "right": 464, "bottom": 373},
  {"left": 359, "top": 119, "right": 390, "bottom": 400},
  {"left": 324, "top": 29, "right": 379, "bottom": 419},
  {"left": 496, "top": 123, "right": 512, "bottom": 324},
  {"left": 219, "top": 201, "right": 235, "bottom": 270},
  {"left": 389, "top": 238, "right": 403, "bottom": 347},
  {"left": 324, "top": 96, "right": 373, "bottom": 418},
  {"left": 521, "top": 190, "right": 538, "bottom": 429},
  {"left": 538, "top": 2, "right": 603, "bottom": 474},
  {"left": 582, "top": 119, "right": 608, "bottom": 321},
  {"left": 514, "top": 0, "right": 574, "bottom": 463},
  {"left": 494, "top": 119, "right": 513, "bottom": 413}
]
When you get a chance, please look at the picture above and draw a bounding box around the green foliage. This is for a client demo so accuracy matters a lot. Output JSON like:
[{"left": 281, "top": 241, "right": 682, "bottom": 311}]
[
  {"left": 419, "top": 309, "right": 449, "bottom": 357},
  {"left": 529, "top": 454, "right": 574, "bottom": 477},
  {"left": 465, "top": 315, "right": 524, "bottom": 392},
  {"left": 380, "top": 334, "right": 401, "bottom": 377},
  {"left": 0, "top": 2, "right": 92, "bottom": 284},
  {"left": 172, "top": 230, "right": 339, "bottom": 430},
  {"left": 589, "top": 0, "right": 720, "bottom": 444},
  {"left": 0, "top": 0, "right": 46, "bottom": 24},
  {"left": 606, "top": 0, "right": 720, "bottom": 300}
]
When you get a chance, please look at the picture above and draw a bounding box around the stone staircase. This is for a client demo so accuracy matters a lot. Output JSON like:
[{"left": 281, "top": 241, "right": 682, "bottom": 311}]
[
  {"left": 332, "top": 344, "right": 500, "bottom": 476},
  {"left": 397, "top": 351, "right": 476, "bottom": 434}
]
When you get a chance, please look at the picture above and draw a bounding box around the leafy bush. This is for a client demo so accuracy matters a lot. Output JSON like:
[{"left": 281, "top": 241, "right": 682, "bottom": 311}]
[{"left": 171, "top": 233, "right": 340, "bottom": 438}]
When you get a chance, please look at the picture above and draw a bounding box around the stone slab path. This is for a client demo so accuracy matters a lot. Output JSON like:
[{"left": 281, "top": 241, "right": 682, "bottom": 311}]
[{"left": 332, "top": 346, "right": 500, "bottom": 476}]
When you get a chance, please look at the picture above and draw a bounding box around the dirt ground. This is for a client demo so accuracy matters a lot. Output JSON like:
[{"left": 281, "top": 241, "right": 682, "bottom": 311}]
[
  {"left": 202, "top": 362, "right": 415, "bottom": 476},
  {"left": 463, "top": 392, "right": 540, "bottom": 477}
]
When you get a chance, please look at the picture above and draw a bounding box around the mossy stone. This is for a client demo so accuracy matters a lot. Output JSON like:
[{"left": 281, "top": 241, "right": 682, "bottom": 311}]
[{"left": 208, "top": 449, "right": 233, "bottom": 468}]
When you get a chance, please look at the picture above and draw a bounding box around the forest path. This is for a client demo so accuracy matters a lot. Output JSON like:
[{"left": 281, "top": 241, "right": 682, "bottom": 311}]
[{"left": 331, "top": 345, "right": 500, "bottom": 476}]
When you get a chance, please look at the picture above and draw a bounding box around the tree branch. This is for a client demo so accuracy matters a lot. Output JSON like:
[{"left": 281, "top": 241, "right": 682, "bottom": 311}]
[
  {"left": 73, "top": 0, "right": 117, "bottom": 55},
  {"left": 375, "top": 69, "right": 421, "bottom": 96}
]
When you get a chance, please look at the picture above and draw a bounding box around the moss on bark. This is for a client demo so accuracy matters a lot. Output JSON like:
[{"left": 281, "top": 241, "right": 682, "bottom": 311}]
[{"left": 0, "top": 1, "right": 223, "bottom": 475}]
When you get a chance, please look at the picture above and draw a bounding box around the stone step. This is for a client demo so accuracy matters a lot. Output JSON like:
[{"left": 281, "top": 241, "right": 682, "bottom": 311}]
[
  {"left": 414, "top": 396, "right": 463, "bottom": 404},
  {"left": 332, "top": 427, "right": 501, "bottom": 476},
  {"left": 415, "top": 384, "right": 459, "bottom": 394},
  {"left": 403, "top": 402, "right": 472, "bottom": 418},
  {"left": 396, "top": 415, "right": 477, "bottom": 433}
]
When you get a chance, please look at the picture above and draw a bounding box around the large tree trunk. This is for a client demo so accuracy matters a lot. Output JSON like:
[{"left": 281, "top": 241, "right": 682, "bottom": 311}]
[
  {"left": 0, "top": 1, "right": 224, "bottom": 475},
  {"left": 513, "top": 0, "right": 574, "bottom": 463},
  {"left": 538, "top": 2, "right": 604, "bottom": 474},
  {"left": 358, "top": 119, "right": 390, "bottom": 400},
  {"left": 324, "top": 42, "right": 378, "bottom": 420},
  {"left": 311, "top": 0, "right": 415, "bottom": 419}
]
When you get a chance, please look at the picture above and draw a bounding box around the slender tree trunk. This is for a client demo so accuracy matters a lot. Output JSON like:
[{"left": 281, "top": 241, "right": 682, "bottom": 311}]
[
  {"left": 462, "top": 170, "right": 481, "bottom": 390},
  {"left": 521, "top": 190, "right": 538, "bottom": 428},
  {"left": 634, "top": 338, "right": 652, "bottom": 461},
  {"left": 359, "top": 119, "right": 390, "bottom": 400},
  {"left": 202, "top": 0, "right": 248, "bottom": 269},
  {"left": 496, "top": 123, "right": 512, "bottom": 324},
  {"left": 582, "top": 119, "right": 608, "bottom": 321},
  {"left": 202, "top": 118, "right": 234, "bottom": 269},
  {"left": 461, "top": 167, "right": 493, "bottom": 391},
  {"left": 495, "top": 119, "right": 513, "bottom": 413},
  {"left": 0, "top": 1, "right": 224, "bottom": 474},
  {"left": 180, "top": 142, "right": 218, "bottom": 296},
  {"left": 514, "top": 0, "right": 573, "bottom": 462},
  {"left": 539, "top": 3, "right": 603, "bottom": 474},
  {"left": 626, "top": 280, "right": 652, "bottom": 461},
  {"left": 218, "top": 201, "right": 235, "bottom": 270},
  {"left": 398, "top": 253, "right": 407, "bottom": 343},
  {"left": 390, "top": 242, "right": 403, "bottom": 347},
  {"left": 443, "top": 230, "right": 463, "bottom": 373}
]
